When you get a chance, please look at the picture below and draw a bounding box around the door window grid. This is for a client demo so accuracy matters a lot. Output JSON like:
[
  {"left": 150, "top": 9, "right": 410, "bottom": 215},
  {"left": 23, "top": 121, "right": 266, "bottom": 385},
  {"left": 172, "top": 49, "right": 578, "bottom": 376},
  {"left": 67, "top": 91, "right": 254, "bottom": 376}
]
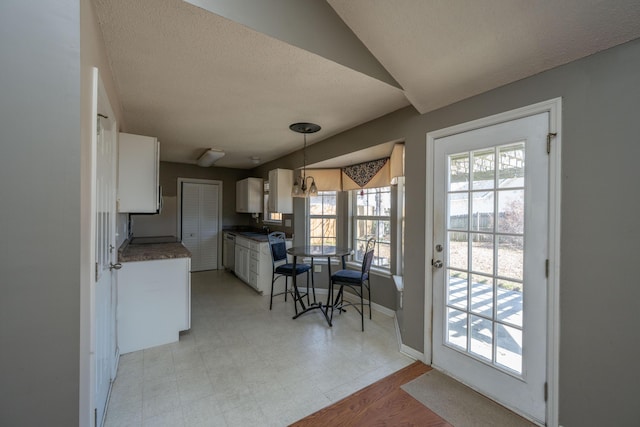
[
  {"left": 308, "top": 191, "right": 337, "bottom": 251},
  {"left": 445, "top": 142, "right": 525, "bottom": 376},
  {"left": 352, "top": 187, "right": 391, "bottom": 269}
]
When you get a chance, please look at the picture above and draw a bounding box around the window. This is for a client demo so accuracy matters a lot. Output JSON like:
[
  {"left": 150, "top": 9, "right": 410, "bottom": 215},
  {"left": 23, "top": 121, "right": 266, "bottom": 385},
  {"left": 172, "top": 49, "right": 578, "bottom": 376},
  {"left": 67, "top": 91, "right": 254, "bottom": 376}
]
[
  {"left": 263, "top": 182, "right": 282, "bottom": 223},
  {"left": 353, "top": 187, "right": 391, "bottom": 269},
  {"left": 308, "top": 191, "right": 337, "bottom": 251}
]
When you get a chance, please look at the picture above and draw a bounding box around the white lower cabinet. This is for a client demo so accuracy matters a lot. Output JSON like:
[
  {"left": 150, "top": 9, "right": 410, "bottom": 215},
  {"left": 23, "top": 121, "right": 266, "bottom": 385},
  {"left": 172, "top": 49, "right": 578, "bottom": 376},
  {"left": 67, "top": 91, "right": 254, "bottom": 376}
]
[
  {"left": 117, "top": 257, "right": 191, "bottom": 354},
  {"left": 234, "top": 238, "right": 250, "bottom": 283},
  {"left": 233, "top": 237, "right": 279, "bottom": 294}
]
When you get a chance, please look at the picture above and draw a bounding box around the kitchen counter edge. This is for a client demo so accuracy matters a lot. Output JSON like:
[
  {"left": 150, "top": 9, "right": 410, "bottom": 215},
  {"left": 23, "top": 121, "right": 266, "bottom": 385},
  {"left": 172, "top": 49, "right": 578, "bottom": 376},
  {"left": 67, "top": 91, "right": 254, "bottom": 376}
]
[
  {"left": 224, "top": 231, "right": 292, "bottom": 242},
  {"left": 118, "top": 240, "right": 191, "bottom": 262}
]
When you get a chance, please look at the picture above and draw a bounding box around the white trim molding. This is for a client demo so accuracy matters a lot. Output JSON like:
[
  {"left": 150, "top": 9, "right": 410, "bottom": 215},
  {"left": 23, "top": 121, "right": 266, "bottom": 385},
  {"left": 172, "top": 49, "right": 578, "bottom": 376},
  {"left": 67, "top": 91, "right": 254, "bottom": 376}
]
[
  {"left": 400, "top": 343, "right": 426, "bottom": 362},
  {"left": 314, "top": 287, "right": 426, "bottom": 363},
  {"left": 313, "top": 288, "right": 395, "bottom": 318},
  {"left": 393, "top": 314, "right": 427, "bottom": 362},
  {"left": 316, "top": 287, "right": 428, "bottom": 363}
]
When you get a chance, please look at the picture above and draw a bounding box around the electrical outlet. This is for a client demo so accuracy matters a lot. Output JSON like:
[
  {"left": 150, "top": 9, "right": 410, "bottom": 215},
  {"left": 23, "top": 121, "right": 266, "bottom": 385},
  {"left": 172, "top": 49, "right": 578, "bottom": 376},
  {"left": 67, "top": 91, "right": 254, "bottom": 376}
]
[
  {"left": 285, "top": 219, "right": 292, "bottom": 227},
  {"left": 314, "top": 265, "right": 322, "bottom": 273}
]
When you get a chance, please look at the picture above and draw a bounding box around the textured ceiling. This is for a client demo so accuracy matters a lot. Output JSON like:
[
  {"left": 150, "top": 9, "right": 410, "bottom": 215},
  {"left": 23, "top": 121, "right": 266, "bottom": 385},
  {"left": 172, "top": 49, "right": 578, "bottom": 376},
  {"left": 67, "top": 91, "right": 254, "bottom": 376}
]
[
  {"left": 94, "top": 0, "right": 640, "bottom": 169},
  {"left": 93, "top": 0, "right": 409, "bottom": 168},
  {"left": 328, "top": 0, "right": 640, "bottom": 114}
]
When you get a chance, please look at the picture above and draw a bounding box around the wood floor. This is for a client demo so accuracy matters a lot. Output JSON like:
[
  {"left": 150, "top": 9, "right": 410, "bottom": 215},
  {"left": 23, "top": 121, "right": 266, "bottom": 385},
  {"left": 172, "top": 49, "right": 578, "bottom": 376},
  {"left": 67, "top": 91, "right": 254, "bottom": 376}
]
[{"left": 290, "top": 361, "right": 453, "bottom": 427}]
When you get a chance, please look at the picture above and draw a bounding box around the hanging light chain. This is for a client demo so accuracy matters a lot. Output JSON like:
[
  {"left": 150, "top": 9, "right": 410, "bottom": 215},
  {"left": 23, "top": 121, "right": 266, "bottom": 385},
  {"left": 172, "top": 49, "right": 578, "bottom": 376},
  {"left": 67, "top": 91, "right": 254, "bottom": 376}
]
[
  {"left": 289, "top": 122, "right": 321, "bottom": 197},
  {"left": 303, "top": 133, "right": 307, "bottom": 180}
]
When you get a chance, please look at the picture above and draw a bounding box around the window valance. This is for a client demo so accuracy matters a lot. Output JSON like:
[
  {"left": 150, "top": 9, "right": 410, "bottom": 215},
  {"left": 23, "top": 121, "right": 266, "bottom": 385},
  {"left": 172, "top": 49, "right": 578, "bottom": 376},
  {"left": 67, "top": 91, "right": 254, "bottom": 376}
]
[
  {"left": 303, "top": 168, "right": 342, "bottom": 191},
  {"left": 342, "top": 158, "right": 390, "bottom": 190},
  {"left": 297, "top": 143, "right": 405, "bottom": 191}
]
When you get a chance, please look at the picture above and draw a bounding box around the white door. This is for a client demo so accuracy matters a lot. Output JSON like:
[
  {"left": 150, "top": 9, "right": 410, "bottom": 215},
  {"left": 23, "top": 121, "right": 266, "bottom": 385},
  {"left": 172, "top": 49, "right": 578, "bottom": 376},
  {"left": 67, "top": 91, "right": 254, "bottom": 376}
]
[
  {"left": 93, "top": 71, "right": 118, "bottom": 427},
  {"left": 432, "top": 112, "right": 549, "bottom": 424},
  {"left": 181, "top": 182, "right": 220, "bottom": 271}
]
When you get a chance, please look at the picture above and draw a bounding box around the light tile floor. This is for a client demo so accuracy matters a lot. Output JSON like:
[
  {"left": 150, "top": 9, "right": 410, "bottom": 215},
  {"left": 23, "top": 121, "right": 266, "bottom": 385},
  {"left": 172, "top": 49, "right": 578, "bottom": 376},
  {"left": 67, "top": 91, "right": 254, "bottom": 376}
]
[{"left": 105, "top": 270, "right": 414, "bottom": 427}]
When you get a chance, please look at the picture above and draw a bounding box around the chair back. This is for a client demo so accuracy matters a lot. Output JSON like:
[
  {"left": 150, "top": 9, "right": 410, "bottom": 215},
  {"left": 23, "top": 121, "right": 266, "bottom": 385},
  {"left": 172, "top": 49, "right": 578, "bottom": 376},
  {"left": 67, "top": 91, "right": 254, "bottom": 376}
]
[
  {"left": 361, "top": 237, "right": 376, "bottom": 276},
  {"left": 268, "top": 231, "right": 288, "bottom": 266}
]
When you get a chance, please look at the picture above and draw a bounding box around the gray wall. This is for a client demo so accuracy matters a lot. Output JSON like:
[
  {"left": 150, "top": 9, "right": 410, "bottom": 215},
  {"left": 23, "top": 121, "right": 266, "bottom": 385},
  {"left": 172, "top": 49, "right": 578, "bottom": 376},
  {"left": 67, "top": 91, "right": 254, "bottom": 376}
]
[
  {"left": 129, "top": 161, "right": 277, "bottom": 238},
  {"left": 0, "top": 1, "right": 81, "bottom": 426},
  {"left": 256, "top": 39, "right": 640, "bottom": 425},
  {"left": 157, "top": 161, "right": 256, "bottom": 229}
]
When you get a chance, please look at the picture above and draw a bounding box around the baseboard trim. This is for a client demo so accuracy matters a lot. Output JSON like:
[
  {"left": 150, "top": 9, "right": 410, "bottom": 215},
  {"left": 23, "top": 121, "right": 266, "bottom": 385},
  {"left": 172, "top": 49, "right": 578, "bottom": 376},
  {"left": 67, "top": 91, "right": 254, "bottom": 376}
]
[
  {"left": 394, "top": 312, "right": 404, "bottom": 352},
  {"left": 392, "top": 316, "right": 425, "bottom": 362},
  {"left": 300, "top": 288, "right": 425, "bottom": 362},
  {"left": 400, "top": 344, "right": 425, "bottom": 362},
  {"left": 312, "top": 288, "right": 395, "bottom": 318}
]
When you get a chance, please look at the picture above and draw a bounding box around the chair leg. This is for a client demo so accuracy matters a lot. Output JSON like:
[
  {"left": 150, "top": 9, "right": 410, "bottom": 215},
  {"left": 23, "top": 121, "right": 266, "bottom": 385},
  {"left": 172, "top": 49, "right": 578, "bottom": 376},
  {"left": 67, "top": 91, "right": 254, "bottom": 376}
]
[
  {"left": 289, "top": 276, "right": 300, "bottom": 315},
  {"left": 360, "top": 287, "right": 364, "bottom": 331},
  {"left": 269, "top": 273, "right": 275, "bottom": 310},
  {"left": 305, "top": 271, "right": 310, "bottom": 305},
  {"left": 334, "top": 285, "right": 344, "bottom": 312},
  {"left": 284, "top": 276, "right": 288, "bottom": 302},
  {"left": 368, "top": 279, "right": 372, "bottom": 320},
  {"left": 329, "top": 282, "right": 342, "bottom": 323}
]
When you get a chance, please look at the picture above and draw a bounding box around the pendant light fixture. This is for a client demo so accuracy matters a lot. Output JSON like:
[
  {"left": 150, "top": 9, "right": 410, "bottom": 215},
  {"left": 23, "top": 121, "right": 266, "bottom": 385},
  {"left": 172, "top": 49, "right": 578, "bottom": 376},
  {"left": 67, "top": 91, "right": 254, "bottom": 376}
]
[{"left": 290, "top": 122, "right": 320, "bottom": 198}]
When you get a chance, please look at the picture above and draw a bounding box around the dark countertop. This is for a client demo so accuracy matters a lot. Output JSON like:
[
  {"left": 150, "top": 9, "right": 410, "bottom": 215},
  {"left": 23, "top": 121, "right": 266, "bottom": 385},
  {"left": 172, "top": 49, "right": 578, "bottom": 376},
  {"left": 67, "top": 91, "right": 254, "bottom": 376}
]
[
  {"left": 233, "top": 232, "right": 269, "bottom": 242},
  {"left": 225, "top": 230, "right": 293, "bottom": 242},
  {"left": 118, "top": 239, "right": 191, "bottom": 262}
]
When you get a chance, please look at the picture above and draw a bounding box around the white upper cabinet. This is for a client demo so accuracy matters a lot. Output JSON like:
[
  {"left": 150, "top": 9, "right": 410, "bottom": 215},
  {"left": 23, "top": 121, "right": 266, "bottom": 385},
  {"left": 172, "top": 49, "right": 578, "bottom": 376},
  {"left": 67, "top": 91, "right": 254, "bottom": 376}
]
[
  {"left": 118, "top": 132, "right": 159, "bottom": 213},
  {"left": 236, "top": 177, "right": 263, "bottom": 213},
  {"left": 268, "top": 168, "right": 293, "bottom": 214}
]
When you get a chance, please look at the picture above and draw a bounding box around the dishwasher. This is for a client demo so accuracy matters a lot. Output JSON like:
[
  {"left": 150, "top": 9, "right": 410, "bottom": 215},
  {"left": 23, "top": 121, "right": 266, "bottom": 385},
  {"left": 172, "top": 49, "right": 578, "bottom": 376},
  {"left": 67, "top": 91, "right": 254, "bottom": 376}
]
[{"left": 223, "top": 232, "right": 235, "bottom": 271}]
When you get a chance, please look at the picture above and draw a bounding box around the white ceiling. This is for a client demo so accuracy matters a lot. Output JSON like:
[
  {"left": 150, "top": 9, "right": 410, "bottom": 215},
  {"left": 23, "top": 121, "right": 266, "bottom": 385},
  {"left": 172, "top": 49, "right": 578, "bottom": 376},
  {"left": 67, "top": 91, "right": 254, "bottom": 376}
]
[{"left": 93, "top": 0, "right": 640, "bottom": 169}]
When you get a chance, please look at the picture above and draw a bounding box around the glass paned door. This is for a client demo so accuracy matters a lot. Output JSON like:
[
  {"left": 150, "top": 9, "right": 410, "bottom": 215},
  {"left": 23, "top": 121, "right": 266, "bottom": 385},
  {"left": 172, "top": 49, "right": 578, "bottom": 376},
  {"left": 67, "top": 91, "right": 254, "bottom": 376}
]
[
  {"left": 445, "top": 143, "right": 526, "bottom": 374},
  {"left": 432, "top": 112, "right": 549, "bottom": 424}
]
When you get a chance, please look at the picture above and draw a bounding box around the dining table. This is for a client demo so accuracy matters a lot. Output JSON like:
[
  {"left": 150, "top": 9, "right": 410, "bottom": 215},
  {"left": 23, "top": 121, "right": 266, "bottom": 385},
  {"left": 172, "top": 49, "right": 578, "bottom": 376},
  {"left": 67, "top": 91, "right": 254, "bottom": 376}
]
[{"left": 286, "top": 245, "right": 353, "bottom": 326}]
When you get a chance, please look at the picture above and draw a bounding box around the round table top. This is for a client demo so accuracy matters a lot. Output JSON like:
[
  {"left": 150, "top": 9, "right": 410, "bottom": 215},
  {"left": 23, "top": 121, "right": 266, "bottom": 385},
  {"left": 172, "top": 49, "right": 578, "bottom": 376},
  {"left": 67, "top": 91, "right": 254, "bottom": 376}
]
[{"left": 287, "top": 246, "right": 352, "bottom": 257}]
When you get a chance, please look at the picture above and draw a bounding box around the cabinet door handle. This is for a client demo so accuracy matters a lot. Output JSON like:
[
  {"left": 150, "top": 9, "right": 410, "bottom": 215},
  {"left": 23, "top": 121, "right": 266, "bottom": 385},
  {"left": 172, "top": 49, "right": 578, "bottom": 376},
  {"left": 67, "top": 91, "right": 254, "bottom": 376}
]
[{"left": 110, "top": 262, "right": 123, "bottom": 271}]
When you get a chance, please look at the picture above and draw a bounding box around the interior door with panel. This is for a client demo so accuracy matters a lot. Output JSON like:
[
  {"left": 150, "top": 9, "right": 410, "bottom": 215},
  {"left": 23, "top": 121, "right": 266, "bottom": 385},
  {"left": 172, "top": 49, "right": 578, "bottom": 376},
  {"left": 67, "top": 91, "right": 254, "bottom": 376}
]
[
  {"left": 93, "top": 69, "right": 118, "bottom": 427},
  {"left": 181, "top": 181, "right": 221, "bottom": 271},
  {"left": 432, "top": 112, "right": 550, "bottom": 424}
]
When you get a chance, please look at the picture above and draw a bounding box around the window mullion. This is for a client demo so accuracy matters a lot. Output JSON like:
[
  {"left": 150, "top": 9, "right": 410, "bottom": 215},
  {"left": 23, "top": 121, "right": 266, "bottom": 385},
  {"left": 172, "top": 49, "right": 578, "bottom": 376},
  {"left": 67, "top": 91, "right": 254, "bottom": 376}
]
[{"left": 308, "top": 191, "right": 337, "bottom": 251}]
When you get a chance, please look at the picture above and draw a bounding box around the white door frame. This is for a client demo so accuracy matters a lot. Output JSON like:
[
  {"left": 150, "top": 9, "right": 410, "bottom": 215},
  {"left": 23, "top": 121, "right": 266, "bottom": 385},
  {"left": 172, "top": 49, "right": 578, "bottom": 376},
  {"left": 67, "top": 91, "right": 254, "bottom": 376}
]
[
  {"left": 88, "top": 67, "right": 119, "bottom": 427},
  {"left": 425, "top": 98, "right": 562, "bottom": 426},
  {"left": 176, "top": 178, "right": 224, "bottom": 269}
]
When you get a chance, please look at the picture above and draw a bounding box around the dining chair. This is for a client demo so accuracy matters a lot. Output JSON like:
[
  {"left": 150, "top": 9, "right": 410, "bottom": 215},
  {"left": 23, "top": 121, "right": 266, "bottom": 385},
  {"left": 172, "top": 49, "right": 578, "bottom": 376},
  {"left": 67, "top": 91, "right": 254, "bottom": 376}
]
[
  {"left": 330, "top": 237, "right": 376, "bottom": 331},
  {"left": 268, "top": 231, "right": 313, "bottom": 311}
]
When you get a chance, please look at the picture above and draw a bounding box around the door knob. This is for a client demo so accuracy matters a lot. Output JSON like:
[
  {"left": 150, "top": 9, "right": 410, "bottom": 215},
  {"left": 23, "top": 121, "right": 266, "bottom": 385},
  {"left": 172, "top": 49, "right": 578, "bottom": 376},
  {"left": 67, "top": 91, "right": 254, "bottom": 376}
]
[
  {"left": 432, "top": 259, "right": 443, "bottom": 269},
  {"left": 109, "top": 262, "right": 122, "bottom": 270}
]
